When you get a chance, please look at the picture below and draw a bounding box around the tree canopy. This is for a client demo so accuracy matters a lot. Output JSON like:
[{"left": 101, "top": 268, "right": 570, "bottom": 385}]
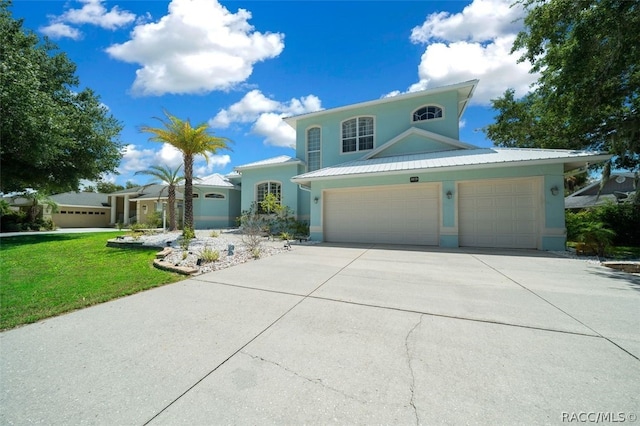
[
  {"left": 0, "top": 0, "right": 123, "bottom": 194},
  {"left": 485, "top": 0, "right": 639, "bottom": 171}
]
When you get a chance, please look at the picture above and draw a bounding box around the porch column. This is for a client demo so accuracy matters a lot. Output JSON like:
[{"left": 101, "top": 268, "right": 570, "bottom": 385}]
[
  {"left": 110, "top": 195, "right": 117, "bottom": 224},
  {"left": 123, "top": 194, "right": 130, "bottom": 225}
]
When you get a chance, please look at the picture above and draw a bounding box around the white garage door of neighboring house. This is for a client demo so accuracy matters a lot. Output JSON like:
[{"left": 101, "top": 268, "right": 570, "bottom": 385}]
[
  {"left": 323, "top": 184, "right": 440, "bottom": 245},
  {"left": 458, "top": 178, "right": 540, "bottom": 249}
]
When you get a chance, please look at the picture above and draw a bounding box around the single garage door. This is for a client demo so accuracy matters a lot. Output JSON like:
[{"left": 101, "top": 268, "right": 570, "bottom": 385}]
[
  {"left": 459, "top": 178, "right": 539, "bottom": 249},
  {"left": 323, "top": 184, "right": 439, "bottom": 245}
]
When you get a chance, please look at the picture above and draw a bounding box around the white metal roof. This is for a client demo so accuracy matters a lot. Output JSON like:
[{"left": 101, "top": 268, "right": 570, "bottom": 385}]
[
  {"left": 235, "top": 155, "right": 303, "bottom": 171},
  {"left": 291, "top": 148, "right": 611, "bottom": 183},
  {"left": 197, "top": 173, "right": 235, "bottom": 187}
]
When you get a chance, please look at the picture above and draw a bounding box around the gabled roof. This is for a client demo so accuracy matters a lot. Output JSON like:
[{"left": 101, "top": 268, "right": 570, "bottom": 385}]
[
  {"left": 291, "top": 148, "right": 611, "bottom": 184},
  {"left": 235, "top": 155, "right": 303, "bottom": 171},
  {"left": 284, "top": 80, "right": 478, "bottom": 127},
  {"left": 565, "top": 173, "right": 637, "bottom": 209},
  {"left": 361, "top": 127, "right": 477, "bottom": 160},
  {"left": 197, "top": 173, "right": 236, "bottom": 188}
]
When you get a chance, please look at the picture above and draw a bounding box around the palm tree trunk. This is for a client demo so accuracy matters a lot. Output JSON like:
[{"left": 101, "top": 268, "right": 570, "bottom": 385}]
[
  {"left": 183, "top": 154, "right": 194, "bottom": 231},
  {"left": 168, "top": 185, "right": 177, "bottom": 231}
]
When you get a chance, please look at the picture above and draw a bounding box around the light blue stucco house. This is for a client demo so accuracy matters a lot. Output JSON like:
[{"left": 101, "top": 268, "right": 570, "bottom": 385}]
[
  {"left": 58, "top": 80, "right": 609, "bottom": 250},
  {"left": 233, "top": 80, "right": 610, "bottom": 250}
]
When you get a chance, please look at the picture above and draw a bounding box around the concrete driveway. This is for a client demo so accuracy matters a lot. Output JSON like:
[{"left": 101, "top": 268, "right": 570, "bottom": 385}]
[{"left": 1, "top": 244, "right": 639, "bottom": 425}]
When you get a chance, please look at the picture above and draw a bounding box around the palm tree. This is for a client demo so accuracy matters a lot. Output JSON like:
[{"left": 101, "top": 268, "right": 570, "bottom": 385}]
[
  {"left": 134, "top": 164, "right": 185, "bottom": 231},
  {"left": 140, "top": 111, "right": 231, "bottom": 232},
  {"left": 14, "top": 191, "right": 58, "bottom": 223}
]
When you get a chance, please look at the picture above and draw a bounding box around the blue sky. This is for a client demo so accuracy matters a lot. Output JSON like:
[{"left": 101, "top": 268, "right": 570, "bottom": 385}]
[{"left": 11, "top": 0, "right": 538, "bottom": 188}]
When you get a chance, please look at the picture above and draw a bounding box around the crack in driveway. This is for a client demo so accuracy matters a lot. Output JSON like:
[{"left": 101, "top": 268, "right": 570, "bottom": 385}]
[
  {"left": 405, "top": 314, "right": 424, "bottom": 425},
  {"left": 240, "top": 351, "right": 369, "bottom": 405}
]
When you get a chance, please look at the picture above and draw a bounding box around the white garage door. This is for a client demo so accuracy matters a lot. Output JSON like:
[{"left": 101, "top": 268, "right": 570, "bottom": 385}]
[
  {"left": 459, "top": 178, "right": 539, "bottom": 249},
  {"left": 323, "top": 184, "right": 439, "bottom": 245}
]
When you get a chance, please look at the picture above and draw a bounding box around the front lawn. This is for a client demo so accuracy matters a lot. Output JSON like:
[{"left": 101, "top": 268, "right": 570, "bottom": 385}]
[{"left": 0, "top": 232, "right": 184, "bottom": 330}]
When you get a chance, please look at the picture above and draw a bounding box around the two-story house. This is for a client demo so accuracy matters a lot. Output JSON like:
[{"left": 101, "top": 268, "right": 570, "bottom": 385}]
[{"left": 234, "top": 80, "right": 610, "bottom": 250}]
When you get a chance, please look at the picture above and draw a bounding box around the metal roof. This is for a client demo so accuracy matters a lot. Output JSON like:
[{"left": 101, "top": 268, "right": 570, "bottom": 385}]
[
  {"left": 197, "top": 173, "right": 235, "bottom": 187},
  {"left": 235, "top": 155, "right": 303, "bottom": 171},
  {"left": 291, "top": 148, "right": 611, "bottom": 183}
]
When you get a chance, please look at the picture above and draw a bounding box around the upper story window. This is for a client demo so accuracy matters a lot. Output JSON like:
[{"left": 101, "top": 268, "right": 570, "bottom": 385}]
[
  {"left": 204, "top": 193, "right": 225, "bottom": 199},
  {"left": 192, "top": 193, "right": 199, "bottom": 198},
  {"left": 412, "top": 105, "right": 443, "bottom": 122},
  {"left": 341, "top": 116, "right": 374, "bottom": 153},
  {"left": 256, "top": 182, "right": 281, "bottom": 204},
  {"left": 307, "top": 127, "right": 321, "bottom": 172}
]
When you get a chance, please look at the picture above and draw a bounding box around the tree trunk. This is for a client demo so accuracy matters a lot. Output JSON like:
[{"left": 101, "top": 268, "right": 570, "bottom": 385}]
[
  {"left": 183, "top": 154, "right": 194, "bottom": 231},
  {"left": 168, "top": 185, "right": 177, "bottom": 231}
]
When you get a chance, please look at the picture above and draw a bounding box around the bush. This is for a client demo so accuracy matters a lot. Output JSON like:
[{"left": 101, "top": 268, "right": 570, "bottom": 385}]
[
  {"left": 567, "top": 202, "right": 640, "bottom": 246},
  {"left": 577, "top": 221, "right": 616, "bottom": 257},
  {"left": 146, "top": 211, "right": 162, "bottom": 228},
  {"left": 200, "top": 246, "right": 220, "bottom": 263}
]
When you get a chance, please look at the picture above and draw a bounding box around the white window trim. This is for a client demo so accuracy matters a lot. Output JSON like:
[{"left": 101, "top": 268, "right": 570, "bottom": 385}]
[
  {"left": 411, "top": 104, "right": 445, "bottom": 123},
  {"left": 306, "top": 125, "right": 322, "bottom": 172},
  {"left": 339, "top": 115, "right": 375, "bottom": 155}
]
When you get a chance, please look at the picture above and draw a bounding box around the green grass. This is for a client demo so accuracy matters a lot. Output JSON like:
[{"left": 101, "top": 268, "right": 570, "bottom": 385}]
[{"left": 0, "top": 232, "right": 184, "bottom": 330}]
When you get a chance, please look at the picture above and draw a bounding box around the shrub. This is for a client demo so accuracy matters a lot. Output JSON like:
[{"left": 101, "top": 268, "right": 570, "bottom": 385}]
[
  {"left": 200, "top": 246, "right": 220, "bottom": 263},
  {"left": 279, "top": 231, "right": 292, "bottom": 241},
  {"left": 567, "top": 202, "right": 640, "bottom": 246},
  {"left": 146, "top": 211, "right": 162, "bottom": 228},
  {"left": 209, "top": 230, "right": 219, "bottom": 238},
  {"left": 577, "top": 221, "right": 616, "bottom": 257},
  {"left": 239, "top": 202, "right": 267, "bottom": 253}
]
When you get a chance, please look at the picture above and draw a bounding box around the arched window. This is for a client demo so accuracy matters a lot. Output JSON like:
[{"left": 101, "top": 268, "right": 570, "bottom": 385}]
[
  {"left": 412, "top": 105, "right": 443, "bottom": 122},
  {"left": 192, "top": 193, "right": 199, "bottom": 198},
  {"left": 307, "top": 127, "right": 321, "bottom": 172},
  {"left": 204, "top": 193, "right": 225, "bottom": 199},
  {"left": 341, "top": 116, "right": 374, "bottom": 153}
]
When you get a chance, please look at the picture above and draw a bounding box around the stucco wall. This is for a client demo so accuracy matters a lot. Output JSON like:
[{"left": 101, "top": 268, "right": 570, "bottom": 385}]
[
  {"left": 50, "top": 207, "right": 110, "bottom": 228},
  {"left": 294, "top": 90, "right": 460, "bottom": 170},
  {"left": 305, "top": 163, "right": 566, "bottom": 250}
]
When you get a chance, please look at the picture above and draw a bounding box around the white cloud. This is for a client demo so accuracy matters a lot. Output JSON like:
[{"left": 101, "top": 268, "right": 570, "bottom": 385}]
[
  {"left": 404, "top": 0, "right": 537, "bottom": 105},
  {"left": 40, "top": 22, "right": 82, "bottom": 40},
  {"left": 210, "top": 90, "right": 322, "bottom": 148},
  {"left": 410, "top": 0, "right": 523, "bottom": 44},
  {"left": 106, "top": 0, "right": 285, "bottom": 96},
  {"left": 60, "top": 0, "right": 136, "bottom": 29},
  {"left": 40, "top": 0, "right": 135, "bottom": 39},
  {"left": 119, "top": 144, "right": 231, "bottom": 183},
  {"left": 194, "top": 155, "right": 232, "bottom": 177}
]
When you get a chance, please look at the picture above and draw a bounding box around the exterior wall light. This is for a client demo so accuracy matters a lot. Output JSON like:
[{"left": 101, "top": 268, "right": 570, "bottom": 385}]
[
  {"left": 446, "top": 190, "right": 453, "bottom": 199},
  {"left": 550, "top": 186, "right": 559, "bottom": 196},
  {"left": 314, "top": 196, "right": 319, "bottom": 204}
]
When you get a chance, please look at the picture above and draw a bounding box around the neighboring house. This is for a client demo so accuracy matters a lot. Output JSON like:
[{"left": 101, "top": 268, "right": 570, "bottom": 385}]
[
  {"left": 565, "top": 173, "right": 637, "bottom": 210},
  {"left": 4, "top": 191, "right": 112, "bottom": 228},
  {"left": 107, "top": 173, "right": 239, "bottom": 228},
  {"left": 234, "top": 80, "right": 610, "bottom": 250},
  {"left": 46, "top": 192, "right": 111, "bottom": 228}
]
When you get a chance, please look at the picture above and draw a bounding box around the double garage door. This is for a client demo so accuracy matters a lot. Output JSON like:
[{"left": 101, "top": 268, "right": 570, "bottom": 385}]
[
  {"left": 323, "top": 178, "right": 540, "bottom": 249},
  {"left": 323, "top": 184, "right": 439, "bottom": 245}
]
